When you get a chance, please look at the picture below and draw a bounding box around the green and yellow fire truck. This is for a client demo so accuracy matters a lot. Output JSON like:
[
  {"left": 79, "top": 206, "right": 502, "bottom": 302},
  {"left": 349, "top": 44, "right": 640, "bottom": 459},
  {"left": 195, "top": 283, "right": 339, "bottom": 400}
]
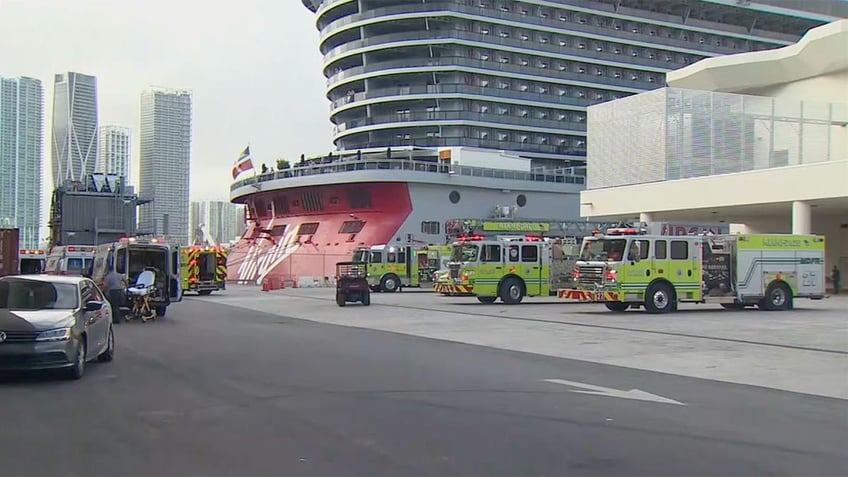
[
  {"left": 559, "top": 227, "right": 826, "bottom": 313},
  {"left": 438, "top": 234, "right": 580, "bottom": 304},
  {"left": 180, "top": 245, "right": 228, "bottom": 295},
  {"left": 352, "top": 244, "right": 450, "bottom": 292}
]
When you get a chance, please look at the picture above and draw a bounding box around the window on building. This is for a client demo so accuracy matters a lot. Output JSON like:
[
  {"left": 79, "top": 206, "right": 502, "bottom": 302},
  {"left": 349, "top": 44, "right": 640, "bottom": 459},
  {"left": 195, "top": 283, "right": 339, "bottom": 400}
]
[
  {"left": 339, "top": 221, "right": 364, "bottom": 234},
  {"left": 298, "top": 222, "right": 319, "bottom": 235},
  {"left": 421, "top": 221, "right": 440, "bottom": 234}
]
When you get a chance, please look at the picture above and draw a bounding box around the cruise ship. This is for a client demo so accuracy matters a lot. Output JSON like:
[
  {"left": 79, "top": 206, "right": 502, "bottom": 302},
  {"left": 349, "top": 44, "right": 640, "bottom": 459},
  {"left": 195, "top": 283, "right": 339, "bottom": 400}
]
[{"left": 227, "top": 0, "right": 844, "bottom": 285}]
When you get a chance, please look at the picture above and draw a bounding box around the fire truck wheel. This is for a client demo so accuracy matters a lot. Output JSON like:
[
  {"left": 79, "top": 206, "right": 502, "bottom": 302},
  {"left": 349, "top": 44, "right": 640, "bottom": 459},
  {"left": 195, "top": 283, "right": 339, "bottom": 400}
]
[
  {"left": 644, "top": 282, "right": 675, "bottom": 314},
  {"left": 477, "top": 296, "right": 497, "bottom": 304},
  {"left": 198, "top": 290, "right": 212, "bottom": 296},
  {"left": 604, "top": 302, "right": 630, "bottom": 312},
  {"left": 499, "top": 277, "right": 525, "bottom": 305},
  {"left": 761, "top": 282, "right": 791, "bottom": 311},
  {"left": 381, "top": 275, "right": 400, "bottom": 293}
]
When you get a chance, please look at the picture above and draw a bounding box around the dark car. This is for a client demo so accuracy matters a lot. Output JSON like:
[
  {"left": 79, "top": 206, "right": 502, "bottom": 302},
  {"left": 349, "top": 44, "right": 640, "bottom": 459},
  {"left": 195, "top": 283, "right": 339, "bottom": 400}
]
[{"left": 0, "top": 275, "right": 115, "bottom": 379}]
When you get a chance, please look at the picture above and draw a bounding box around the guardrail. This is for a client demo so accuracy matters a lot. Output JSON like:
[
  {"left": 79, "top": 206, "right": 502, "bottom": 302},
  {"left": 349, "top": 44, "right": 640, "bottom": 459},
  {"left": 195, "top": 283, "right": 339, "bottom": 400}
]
[{"left": 231, "top": 157, "right": 586, "bottom": 192}]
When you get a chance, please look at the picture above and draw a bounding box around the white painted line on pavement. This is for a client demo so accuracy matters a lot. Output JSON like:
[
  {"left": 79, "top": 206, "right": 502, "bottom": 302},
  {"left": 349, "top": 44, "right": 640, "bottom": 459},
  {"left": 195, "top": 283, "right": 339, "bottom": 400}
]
[{"left": 543, "top": 378, "right": 687, "bottom": 406}]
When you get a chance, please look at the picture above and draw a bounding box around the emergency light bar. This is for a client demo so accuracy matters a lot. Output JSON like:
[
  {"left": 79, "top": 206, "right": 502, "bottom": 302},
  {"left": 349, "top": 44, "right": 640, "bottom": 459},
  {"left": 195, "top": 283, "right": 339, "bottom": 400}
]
[{"left": 20, "top": 249, "right": 45, "bottom": 255}]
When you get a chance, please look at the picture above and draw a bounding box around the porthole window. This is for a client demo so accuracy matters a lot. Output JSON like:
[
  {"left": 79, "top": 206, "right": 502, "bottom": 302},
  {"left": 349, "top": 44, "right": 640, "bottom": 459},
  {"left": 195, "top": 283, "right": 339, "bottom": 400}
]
[
  {"left": 516, "top": 194, "right": 527, "bottom": 207},
  {"left": 449, "top": 191, "right": 461, "bottom": 204}
]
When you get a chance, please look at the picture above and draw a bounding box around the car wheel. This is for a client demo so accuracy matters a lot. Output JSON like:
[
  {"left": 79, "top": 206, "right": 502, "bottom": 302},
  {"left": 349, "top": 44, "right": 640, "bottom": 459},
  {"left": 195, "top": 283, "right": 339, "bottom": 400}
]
[
  {"left": 98, "top": 326, "right": 115, "bottom": 362},
  {"left": 761, "top": 282, "right": 792, "bottom": 311},
  {"left": 336, "top": 292, "right": 346, "bottom": 307},
  {"left": 644, "top": 282, "right": 676, "bottom": 314},
  {"left": 67, "top": 339, "right": 86, "bottom": 380},
  {"left": 155, "top": 306, "right": 167, "bottom": 317},
  {"left": 499, "top": 277, "right": 525, "bottom": 305},
  {"left": 362, "top": 290, "right": 370, "bottom": 306},
  {"left": 381, "top": 275, "right": 400, "bottom": 293},
  {"left": 604, "top": 301, "right": 630, "bottom": 312}
]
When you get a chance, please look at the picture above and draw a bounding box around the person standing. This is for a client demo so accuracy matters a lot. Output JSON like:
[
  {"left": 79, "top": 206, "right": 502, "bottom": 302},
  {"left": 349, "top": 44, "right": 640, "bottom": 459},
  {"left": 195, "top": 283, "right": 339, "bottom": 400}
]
[
  {"left": 104, "top": 268, "right": 126, "bottom": 323},
  {"left": 832, "top": 265, "right": 841, "bottom": 295}
]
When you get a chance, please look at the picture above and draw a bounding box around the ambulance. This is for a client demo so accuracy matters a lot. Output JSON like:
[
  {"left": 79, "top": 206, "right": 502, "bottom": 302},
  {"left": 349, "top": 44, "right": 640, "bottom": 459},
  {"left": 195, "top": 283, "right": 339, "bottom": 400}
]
[
  {"left": 558, "top": 227, "right": 826, "bottom": 313},
  {"left": 90, "top": 236, "right": 183, "bottom": 317},
  {"left": 19, "top": 249, "right": 46, "bottom": 274},
  {"left": 352, "top": 243, "right": 448, "bottom": 292},
  {"left": 45, "top": 245, "right": 96, "bottom": 276},
  {"left": 440, "top": 234, "right": 580, "bottom": 304},
  {"left": 180, "top": 245, "right": 227, "bottom": 295}
]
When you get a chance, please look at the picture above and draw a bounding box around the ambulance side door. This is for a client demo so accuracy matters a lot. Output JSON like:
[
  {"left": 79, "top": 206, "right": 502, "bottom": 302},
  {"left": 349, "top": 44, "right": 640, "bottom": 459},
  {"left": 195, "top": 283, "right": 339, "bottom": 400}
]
[{"left": 171, "top": 247, "right": 183, "bottom": 302}]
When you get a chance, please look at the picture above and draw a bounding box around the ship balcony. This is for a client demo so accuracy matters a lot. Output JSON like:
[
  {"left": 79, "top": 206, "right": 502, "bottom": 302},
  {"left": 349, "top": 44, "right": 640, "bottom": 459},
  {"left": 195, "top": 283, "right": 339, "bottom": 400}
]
[{"left": 230, "top": 155, "right": 586, "bottom": 202}]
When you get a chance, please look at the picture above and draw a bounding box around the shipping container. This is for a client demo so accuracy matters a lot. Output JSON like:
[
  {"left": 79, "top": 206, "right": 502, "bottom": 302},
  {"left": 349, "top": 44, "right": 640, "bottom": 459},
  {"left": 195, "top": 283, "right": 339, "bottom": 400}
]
[{"left": 0, "top": 228, "right": 21, "bottom": 277}]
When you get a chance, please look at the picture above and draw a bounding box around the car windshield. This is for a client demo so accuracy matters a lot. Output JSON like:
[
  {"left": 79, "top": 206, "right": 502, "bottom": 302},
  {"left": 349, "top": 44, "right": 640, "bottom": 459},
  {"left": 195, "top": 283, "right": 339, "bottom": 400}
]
[
  {"left": 579, "top": 238, "right": 628, "bottom": 262},
  {"left": 450, "top": 244, "right": 479, "bottom": 262},
  {"left": 352, "top": 249, "right": 368, "bottom": 263},
  {"left": 0, "top": 278, "right": 79, "bottom": 310}
]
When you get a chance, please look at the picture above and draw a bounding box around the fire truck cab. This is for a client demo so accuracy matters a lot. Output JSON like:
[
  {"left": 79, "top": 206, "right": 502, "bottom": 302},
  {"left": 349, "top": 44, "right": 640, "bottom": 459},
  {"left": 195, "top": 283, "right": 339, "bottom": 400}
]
[{"left": 559, "top": 227, "right": 826, "bottom": 313}]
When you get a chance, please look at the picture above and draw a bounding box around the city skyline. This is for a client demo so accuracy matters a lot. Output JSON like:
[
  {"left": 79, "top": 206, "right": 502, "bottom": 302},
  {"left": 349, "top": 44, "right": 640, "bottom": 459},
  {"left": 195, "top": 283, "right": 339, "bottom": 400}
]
[
  {"left": 0, "top": 75, "right": 43, "bottom": 249},
  {"left": 138, "top": 87, "right": 193, "bottom": 245},
  {"left": 0, "top": 0, "right": 330, "bottom": 209}
]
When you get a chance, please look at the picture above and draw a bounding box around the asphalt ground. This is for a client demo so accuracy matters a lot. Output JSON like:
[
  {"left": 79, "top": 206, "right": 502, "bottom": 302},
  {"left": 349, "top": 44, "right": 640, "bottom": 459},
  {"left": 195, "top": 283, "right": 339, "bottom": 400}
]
[{"left": 1, "top": 291, "right": 846, "bottom": 476}]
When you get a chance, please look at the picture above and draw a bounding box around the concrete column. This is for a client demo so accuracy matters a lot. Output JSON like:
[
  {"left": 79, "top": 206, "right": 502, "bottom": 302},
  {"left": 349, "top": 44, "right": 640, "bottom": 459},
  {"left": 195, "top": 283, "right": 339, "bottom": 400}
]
[
  {"left": 639, "top": 213, "right": 654, "bottom": 224},
  {"left": 792, "top": 201, "right": 811, "bottom": 235}
]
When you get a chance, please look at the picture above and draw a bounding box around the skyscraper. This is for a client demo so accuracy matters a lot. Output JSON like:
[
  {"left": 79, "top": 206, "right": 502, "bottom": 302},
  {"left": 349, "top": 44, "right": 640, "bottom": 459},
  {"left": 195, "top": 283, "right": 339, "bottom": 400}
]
[
  {"left": 51, "top": 72, "right": 98, "bottom": 187},
  {"left": 97, "top": 125, "right": 130, "bottom": 181},
  {"left": 0, "top": 76, "right": 43, "bottom": 249},
  {"left": 138, "top": 87, "right": 192, "bottom": 245}
]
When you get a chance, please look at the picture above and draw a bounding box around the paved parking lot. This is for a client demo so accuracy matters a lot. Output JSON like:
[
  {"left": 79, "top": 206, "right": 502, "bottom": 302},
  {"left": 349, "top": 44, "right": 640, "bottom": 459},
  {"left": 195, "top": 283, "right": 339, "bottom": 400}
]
[{"left": 212, "top": 285, "right": 848, "bottom": 400}]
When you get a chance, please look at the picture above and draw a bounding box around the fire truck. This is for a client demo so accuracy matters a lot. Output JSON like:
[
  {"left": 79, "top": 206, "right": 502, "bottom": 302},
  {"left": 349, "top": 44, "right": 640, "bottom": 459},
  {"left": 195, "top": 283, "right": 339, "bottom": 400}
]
[
  {"left": 19, "top": 249, "right": 46, "bottom": 274},
  {"left": 438, "top": 234, "right": 580, "bottom": 304},
  {"left": 352, "top": 243, "right": 449, "bottom": 292},
  {"left": 559, "top": 227, "right": 826, "bottom": 313},
  {"left": 180, "top": 245, "right": 227, "bottom": 295}
]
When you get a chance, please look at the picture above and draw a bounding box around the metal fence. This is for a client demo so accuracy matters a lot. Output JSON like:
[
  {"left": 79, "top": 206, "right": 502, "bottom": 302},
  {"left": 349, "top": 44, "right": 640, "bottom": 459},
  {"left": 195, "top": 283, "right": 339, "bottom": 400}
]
[{"left": 587, "top": 87, "right": 848, "bottom": 189}]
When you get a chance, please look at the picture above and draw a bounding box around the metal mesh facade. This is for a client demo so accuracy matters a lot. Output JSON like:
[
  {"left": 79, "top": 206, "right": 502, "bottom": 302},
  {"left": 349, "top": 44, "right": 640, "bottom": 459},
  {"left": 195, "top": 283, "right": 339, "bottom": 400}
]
[{"left": 587, "top": 87, "right": 848, "bottom": 189}]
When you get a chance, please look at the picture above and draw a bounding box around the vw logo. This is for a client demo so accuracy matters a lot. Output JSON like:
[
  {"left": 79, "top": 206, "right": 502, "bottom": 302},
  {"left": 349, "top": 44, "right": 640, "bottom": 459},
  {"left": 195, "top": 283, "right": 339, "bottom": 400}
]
[{"left": 0, "top": 331, "right": 6, "bottom": 343}]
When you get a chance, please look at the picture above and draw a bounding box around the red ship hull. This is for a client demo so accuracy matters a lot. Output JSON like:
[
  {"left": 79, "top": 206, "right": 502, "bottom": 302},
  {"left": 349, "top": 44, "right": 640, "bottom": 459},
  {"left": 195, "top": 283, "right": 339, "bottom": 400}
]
[{"left": 227, "top": 182, "right": 412, "bottom": 285}]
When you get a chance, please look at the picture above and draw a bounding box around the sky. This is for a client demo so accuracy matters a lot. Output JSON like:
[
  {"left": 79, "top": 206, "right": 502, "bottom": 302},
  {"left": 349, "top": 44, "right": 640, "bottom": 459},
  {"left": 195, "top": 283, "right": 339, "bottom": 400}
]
[{"left": 0, "top": 0, "right": 335, "bottom": 224}]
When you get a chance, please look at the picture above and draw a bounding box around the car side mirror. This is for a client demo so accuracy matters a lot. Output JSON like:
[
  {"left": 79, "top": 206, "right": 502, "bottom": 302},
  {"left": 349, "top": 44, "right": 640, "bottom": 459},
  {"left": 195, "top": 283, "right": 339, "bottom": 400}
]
[{"left": 84, "top": 301, "right": 104, "bottom": 311}]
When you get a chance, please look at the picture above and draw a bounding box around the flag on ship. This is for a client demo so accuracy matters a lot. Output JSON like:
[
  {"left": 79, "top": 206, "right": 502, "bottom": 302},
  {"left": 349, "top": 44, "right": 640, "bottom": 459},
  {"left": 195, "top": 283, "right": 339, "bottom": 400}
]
[{"left": 232, "top": 146, "right": 254, "bottom": 179}]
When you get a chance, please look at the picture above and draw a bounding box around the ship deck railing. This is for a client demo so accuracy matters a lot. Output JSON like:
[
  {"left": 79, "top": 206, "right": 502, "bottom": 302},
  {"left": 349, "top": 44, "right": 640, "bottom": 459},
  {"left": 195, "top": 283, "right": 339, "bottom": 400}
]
[{"left": 232, "top": 157, "right": 586, "bottom": 191}]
